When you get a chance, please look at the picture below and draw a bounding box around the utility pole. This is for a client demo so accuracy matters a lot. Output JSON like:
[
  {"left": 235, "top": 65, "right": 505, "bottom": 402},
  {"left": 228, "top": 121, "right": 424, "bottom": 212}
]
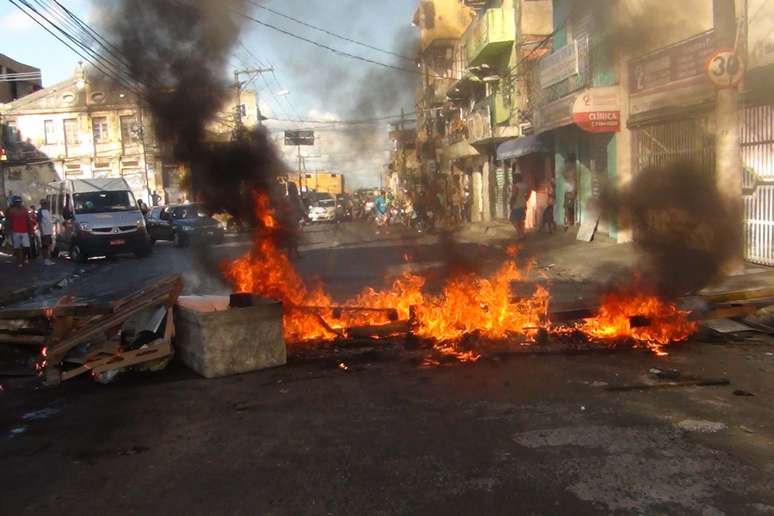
[
  {"left": 713, "top": 0, "right": 744, "bottom": 269},
  {"left": 233, "top": 67, "right": 274, "bottom": 138},
  {"left": 400, "top": 108, "right": 406, "bottom": 191}
]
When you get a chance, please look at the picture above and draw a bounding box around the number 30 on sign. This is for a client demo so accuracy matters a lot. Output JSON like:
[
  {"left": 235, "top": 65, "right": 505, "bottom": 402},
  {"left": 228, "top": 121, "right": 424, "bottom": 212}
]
[{"left": 705, "top": 49, "right": 745, "bottom": 89}]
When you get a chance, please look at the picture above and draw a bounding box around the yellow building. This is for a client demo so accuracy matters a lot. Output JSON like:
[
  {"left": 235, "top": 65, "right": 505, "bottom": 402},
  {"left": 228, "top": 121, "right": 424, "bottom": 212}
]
[
  {"left": 0, "top": 65, "right": 176, "bottom": 206},
  {"left": 290, "top": 171, "right": 345, "bottom": 195}
]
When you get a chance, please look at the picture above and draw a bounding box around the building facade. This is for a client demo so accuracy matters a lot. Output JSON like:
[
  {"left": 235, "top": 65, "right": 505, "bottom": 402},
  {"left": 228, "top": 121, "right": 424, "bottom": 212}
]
[
  {"left": 0, "top": 65, "right": 178, "bottom": 207},
  {"left": 413, "top": 0, "right": 553, "bottom": 223},
  {"left": 0, "top": 53, "right": 41, "bottom": 104}
]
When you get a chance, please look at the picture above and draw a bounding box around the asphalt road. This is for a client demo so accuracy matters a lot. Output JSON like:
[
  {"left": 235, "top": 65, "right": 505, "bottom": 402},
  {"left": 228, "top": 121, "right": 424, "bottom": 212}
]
[{"left": 2, "top": 222, "right": 774, "bottom": 515}]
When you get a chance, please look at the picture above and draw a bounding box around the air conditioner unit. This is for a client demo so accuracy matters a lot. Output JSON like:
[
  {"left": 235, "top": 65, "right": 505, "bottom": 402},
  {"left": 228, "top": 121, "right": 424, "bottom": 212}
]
[{"left": 519, "top": 123, "right": 534, "bottom": 137}]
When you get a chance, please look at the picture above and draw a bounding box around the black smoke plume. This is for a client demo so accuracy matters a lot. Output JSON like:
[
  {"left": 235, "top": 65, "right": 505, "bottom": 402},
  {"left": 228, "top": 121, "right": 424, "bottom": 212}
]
[
  {"left": 109, "top": 0, "right": 287, "bottom": 225},
  {"left": 601, "top": 161, "right": 743, "bottom": 298}
]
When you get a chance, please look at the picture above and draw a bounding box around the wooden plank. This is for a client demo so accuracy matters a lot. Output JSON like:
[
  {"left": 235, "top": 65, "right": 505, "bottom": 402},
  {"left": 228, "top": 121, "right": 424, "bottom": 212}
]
[
  {"left": 60, "top": 308, "right": 175, "bottom": 382},
  {"left": 605, "top": 379, "right": 730, "bottom": 392},
  {"left": 0, "top": 304, "right": 113, "bottom": 320},
  {"left": 0, "top": 335, "right": 46, "bottom": 346},
  {"left": 46, "top": 281, "right": 181, "bottom": 361}
]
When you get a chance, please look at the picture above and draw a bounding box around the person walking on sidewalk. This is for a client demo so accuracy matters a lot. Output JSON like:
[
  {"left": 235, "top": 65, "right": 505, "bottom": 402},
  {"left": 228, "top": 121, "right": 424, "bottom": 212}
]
[
  {"left": 6, "top": 196, "right": 32, "bottom": 268},
  {"left": 510, "top": 174, "right": 529, "bottom": 240},
  {"left": 37, "top": 199, "right": 55, "bottom": 265},
  {"left": 542, "top": 179, "right": 557, "bottom": 234}
]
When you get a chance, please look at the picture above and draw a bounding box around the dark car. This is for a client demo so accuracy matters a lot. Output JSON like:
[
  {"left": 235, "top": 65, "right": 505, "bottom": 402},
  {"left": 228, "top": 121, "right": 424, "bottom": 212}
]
[{"left": 146, "top": 204, "right": 225, "bottom": 247}]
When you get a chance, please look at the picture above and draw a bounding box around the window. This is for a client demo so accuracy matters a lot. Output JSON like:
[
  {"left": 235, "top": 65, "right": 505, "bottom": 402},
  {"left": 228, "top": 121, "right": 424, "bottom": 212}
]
[
  {"left": 73, "top": 190, "right": 136, "bottom": 214},
  {"left": 63, "top": 118, "right": 79, "bottom": 146},
  {"left": 6, "top": 121, "right": 20, "bottom": 143},
  {"left": 44, "top": 120, "right": 57, "bottom": 144},
  {"left": 120, "top": 115, "right": 140, "bottom": 154},
  {"left": 92, "top": 117, "right": 109, "bottom": 144},
  {"left": 120, "top": 115, "right": 139, "bottom": 144}
]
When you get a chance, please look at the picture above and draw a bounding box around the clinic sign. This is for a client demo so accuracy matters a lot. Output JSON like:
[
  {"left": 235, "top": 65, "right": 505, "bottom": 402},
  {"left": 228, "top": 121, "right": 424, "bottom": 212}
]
[{"left": 572, "top": 87, "right": 621, "bottom": 133}]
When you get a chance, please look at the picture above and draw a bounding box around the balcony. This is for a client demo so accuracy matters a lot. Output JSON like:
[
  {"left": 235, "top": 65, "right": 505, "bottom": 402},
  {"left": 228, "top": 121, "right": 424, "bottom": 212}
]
[
  {"left": 423, "top": 77, "right": 457, "bottom": 105},
  {"left": 467, "top": 92, "right": 516, "bottom": 144},
  {"left": 463, "top": 7, "right": 515, "bottom": 68}
]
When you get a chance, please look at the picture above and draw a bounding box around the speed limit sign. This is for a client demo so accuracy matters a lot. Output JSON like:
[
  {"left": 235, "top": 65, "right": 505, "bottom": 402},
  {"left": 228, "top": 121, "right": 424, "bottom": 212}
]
[{"left": 705, "top": 49, "right": 745, "bottom": 89}]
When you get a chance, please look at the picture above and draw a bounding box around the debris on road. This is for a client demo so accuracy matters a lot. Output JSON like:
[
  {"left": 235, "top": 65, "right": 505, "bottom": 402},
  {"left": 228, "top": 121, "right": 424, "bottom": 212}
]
[
  {"left": 605, "top": 378, "right": 731, "bottom": 392},
  {"left": 676, "top": 419, "right": 728, "bottom": 433},
  {"left": 0, "top": 275, "right": 183, "bottom": 386}
]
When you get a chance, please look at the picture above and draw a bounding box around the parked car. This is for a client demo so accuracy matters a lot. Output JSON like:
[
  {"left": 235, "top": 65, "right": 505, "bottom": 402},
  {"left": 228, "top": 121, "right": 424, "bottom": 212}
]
[
  {"left": 146, "top": 204, "right": 225, "bottom": 247},
  {"left": 47, "top": 178, "right": 152, "bottom": 263},
  {"left": 307, "top": 193, "right": 337, "bottom": 223}
]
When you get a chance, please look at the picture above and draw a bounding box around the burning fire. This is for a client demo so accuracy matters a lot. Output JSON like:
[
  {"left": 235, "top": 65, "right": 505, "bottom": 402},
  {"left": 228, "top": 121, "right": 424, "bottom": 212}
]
[
  {"left": 580, "top": 292, "right": 698, "bottom": 355},
  {"left": 223, "top": 191, "right": 697, "bottom": 358}
]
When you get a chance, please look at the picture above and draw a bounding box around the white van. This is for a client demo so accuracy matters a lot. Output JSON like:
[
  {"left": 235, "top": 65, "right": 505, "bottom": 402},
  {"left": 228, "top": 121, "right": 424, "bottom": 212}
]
[{"left": 46, "top": 178, "right": 152, "bottom": 262}]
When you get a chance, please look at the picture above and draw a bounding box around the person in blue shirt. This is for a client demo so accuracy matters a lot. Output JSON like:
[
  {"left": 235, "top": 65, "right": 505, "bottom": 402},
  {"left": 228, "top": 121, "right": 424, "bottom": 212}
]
[{"left": 374, "top": 191, "right": 388, "bottom": 216}]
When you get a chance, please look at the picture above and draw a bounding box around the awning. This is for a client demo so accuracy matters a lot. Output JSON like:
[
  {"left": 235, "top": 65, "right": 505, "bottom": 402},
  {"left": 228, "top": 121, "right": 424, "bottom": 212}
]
[{"left": 496, "top": 134, "right": 551, "bottom": 161}]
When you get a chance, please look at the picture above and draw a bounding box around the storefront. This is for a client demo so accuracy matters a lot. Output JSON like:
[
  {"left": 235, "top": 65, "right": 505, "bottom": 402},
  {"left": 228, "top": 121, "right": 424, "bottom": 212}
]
[
  {"left": 534, "top": 86, "right": 621, "bottom": 239},
  {"left": 496, "top": 134, "right": 553, "bottom": 230}
]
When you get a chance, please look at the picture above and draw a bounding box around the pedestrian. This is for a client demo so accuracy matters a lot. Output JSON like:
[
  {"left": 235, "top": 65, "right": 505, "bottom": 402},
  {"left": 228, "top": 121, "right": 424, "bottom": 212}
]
[
  {"left": 37, "top": 199, "right": 55, "bottom": 265},
  {"left": 27, "top": 204, "right": 39, "bottom": 261},
  {"left": 542, "top": 179, "right": 557, "bottom": 234},
  {"left": 374, "top": 190, "right": 389, "bottom": 233},
  {"left": 138, "top": 199, "right": 149, "bottom": 217},
  {"left": 151, "top": 190, "right": 161, "bottom": 207},
  {"left": 283, "top": 182, "right": 305, "bottom": 259},
  {"left": 6, "top": 196, "right": 32, "bottom": 268},
  {"left": 563, "top": 154, "right": 578, "bottom": 229},
  {"left": 509, "top": 174, "right": 528, "bottom": 239}
]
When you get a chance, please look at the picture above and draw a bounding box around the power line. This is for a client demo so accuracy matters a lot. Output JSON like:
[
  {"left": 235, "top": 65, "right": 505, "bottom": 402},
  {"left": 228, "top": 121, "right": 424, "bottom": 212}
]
[
  {"left": 268, "top": 112, "right": 417, "bottom": 125},
  {"left": 6, "top": 0, "right": 141, "bottom": 93},
  {"left": 232, "top": 7, "right": 437, "bottom": 79},
  {"left": 28, "top": 0, "right": 134, "bottom": 82},
  {"left": 238, "top": 43, "right": 304, "bottom": 122},
  {"left": 246, "top": 0, "right": 415, "bottom": 63},
  {"left": 48, "top": 0, "right": 132, "bottom": 70}
]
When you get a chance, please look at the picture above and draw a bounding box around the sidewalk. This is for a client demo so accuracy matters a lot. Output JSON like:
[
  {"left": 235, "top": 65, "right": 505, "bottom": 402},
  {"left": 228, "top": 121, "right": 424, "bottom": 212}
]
[
  {"left": 0, "top": 250, "right": 80, "bottom": 306},
  {"left": 453, "top": 220, "right": 774, "bottom": 297}
]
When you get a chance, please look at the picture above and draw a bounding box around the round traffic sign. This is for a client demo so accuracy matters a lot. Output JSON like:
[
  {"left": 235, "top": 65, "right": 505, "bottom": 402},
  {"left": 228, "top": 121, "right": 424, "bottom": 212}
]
[{"left": 705, "top": 49, "right": 745, "bottom": 89}]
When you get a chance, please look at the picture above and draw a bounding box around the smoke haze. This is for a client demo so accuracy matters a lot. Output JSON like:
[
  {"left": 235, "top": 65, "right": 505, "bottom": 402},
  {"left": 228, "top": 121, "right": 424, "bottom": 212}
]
[
  {"left": 108, "top": 0, "right": 288, "bottom": 224},
  {"left": 601, "top": 161, "right": 742, "bottom": 298}
]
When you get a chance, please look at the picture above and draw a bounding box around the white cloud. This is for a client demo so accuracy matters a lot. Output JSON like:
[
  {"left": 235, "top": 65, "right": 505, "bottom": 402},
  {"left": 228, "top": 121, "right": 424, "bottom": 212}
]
[{"left": 0, "top": 9, "right": 36, "bottom": 32}]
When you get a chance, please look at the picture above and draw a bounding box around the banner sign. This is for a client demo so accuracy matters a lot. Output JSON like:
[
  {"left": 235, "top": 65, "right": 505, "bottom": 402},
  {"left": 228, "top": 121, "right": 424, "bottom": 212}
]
[
  {"left": 630, "top": 31, "right": 715, "bottom": 95},
  {"left": 540, "top": 40, "right": 580, "bottom": 88}
]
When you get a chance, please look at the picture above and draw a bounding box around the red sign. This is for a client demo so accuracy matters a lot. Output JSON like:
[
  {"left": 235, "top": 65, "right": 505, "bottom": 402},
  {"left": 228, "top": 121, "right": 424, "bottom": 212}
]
[
  {"left": 572, "top": 87, "right": 621, "bottom": 133},
  {"left": 573, "top": 111, "right": 621, "bottom": 133}
]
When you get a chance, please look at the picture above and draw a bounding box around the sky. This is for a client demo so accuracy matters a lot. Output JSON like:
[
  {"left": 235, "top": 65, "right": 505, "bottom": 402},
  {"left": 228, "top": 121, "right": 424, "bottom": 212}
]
[{"left": 0, "top": 0, "right": 419, "bottom": 188}]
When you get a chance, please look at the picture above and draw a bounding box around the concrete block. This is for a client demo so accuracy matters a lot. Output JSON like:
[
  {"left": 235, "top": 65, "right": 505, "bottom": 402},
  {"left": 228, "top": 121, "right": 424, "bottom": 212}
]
[{"left": 174, "top": 296, "right": 286, "bottom": 378}]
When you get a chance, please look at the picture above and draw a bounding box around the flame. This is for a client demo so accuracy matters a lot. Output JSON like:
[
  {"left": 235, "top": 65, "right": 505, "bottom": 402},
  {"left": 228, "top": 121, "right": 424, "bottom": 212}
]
[
  {"left": 580, "top": 292, "right": 698, "bottom": 355},
  {"left": 223, "top": 190, "right": 697, "bottom": 357}
]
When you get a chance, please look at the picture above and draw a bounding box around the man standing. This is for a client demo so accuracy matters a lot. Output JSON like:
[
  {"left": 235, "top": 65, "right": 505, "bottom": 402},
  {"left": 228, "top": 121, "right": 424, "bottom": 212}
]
[
  {"left": 38, "top": 199, "right": 55, "bottom": 265},
  {"left": 6, "top": 196, "right": 32, "bottom": 268},
  {"left": 563, "top": 154, "right": 578, "bottom": 229},
  {"left": 510, "top": 174, "right": 529, "bottom": 239},
  {"left": 151, "top": 191, "right": 161, "bottom": 207}
]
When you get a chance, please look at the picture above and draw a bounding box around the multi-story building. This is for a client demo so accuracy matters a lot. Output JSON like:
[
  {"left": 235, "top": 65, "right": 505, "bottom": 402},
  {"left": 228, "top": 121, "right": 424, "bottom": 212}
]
[
  {"left": 0, "top": 54, "right": 41, "bottom": 104},
  {"left": 413, "top": 0, "right": 552, "bottom": 223},
  {"left": 0, "top": 65, "right": 180, "bottom": 207}
]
